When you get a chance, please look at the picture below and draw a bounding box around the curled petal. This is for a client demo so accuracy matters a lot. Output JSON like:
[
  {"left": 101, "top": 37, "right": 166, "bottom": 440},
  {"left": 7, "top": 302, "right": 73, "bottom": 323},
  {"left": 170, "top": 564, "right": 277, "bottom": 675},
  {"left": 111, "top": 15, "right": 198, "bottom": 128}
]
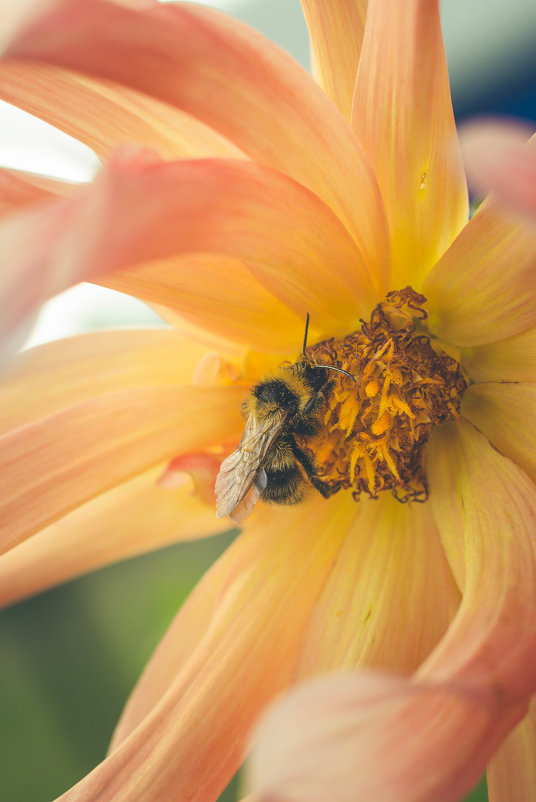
[
  {"left": 248, "top": 671, "right": 522, "bottom": 802},
  {"left": 0, "top": 463, "right": 231, "bottom": 609},
  {"left": 5, "top": 0, "right": 389, "bottom": 292},
  {"left": 423, "top": 199, "right": 536, "bottom": 346},
  {"left": 352, "top": 0, "right": 468, "bottom": 288},
  {"left": 249, "top": 420, "right": 536, "bottom": 802},
  {"left": 58, "top": 497, "right": 353, "bottom": 802},
  {"left": 301, "top": 0, "right": 367, "bottom": 121},
  {"left": 487, "top": 697, "right": 536, "bottom": 801},
  {"left": 0, "top": 60, "right": 243, "bottom": 160}
]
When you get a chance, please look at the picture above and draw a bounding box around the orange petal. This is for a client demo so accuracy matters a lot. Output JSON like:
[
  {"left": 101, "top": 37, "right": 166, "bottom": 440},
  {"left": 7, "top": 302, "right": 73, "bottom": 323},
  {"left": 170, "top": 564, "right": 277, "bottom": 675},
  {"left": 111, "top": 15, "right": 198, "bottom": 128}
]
[
  {"left": 249, "top": 419, "right": 536, "bottom": 802},
  {"left": 0, "top": 328, "right": 245, "bottom": 553},
  {"left": 6, "top": 0, "right": 389, "bottom": 292},
  {"left": 352, "top": 0, "right": 468, "bottom": 289},
  {"left": 0, "top": 166, "right": 68, "bottom": 218},
  {"left": 248, "top": 671, "right": 522, "bottom": 802},
  {"left": 23, "top": 151, "right": 375, "bottom": 336},
  {"left": 487, "top": 697, "right": 536, "bottom": 801},
  {"left": 0, "top": 463, "right": 231, "bottom": 609},
  {"left": 423, "top": 200, "right": 536, "bottom": 346},
  {"left": 101, "top": 254, "right": 306, "bottom": 355},
  {"left": 460, "top": 383, "right": 536, "bottom": 485},
  {"left": 58, "top": 498, "right": 350, "bottom": 802},
  {"left": 460, "top": 120, "right": 536, "bottom": 226},
  {"left": 295, "top": 493, "right": 460, "bottom": 678},
  {"left": 0, "top": 60, "right": 243, "bottom": 160},
  {"left": 301, "top": 0, "right": 367, "bottom": 121},
  {"left": 461, "top": 325, "right": 536, "bottom": 383}
]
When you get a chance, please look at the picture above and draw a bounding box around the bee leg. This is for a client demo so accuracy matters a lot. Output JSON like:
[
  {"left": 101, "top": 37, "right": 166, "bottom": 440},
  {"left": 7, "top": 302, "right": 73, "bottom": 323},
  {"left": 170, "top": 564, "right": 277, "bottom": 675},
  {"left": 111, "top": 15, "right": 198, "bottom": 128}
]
[{"left": 289, "top": 437, "right": 334, "bottom": 499}]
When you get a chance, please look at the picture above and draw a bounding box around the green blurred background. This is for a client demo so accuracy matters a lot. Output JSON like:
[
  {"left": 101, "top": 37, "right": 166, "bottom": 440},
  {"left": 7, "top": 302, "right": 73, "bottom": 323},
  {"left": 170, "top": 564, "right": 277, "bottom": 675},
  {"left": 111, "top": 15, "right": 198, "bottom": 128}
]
[{"left": 1, "top": 0, "right": 536, "bottom": 799}]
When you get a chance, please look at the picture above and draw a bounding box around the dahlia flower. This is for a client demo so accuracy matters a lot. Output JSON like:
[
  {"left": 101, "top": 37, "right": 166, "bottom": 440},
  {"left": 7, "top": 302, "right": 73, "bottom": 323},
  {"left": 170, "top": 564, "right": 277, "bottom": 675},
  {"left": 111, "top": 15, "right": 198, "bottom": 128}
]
[{"left": 1, "top": 1, "right": 536, "bottom": 801}]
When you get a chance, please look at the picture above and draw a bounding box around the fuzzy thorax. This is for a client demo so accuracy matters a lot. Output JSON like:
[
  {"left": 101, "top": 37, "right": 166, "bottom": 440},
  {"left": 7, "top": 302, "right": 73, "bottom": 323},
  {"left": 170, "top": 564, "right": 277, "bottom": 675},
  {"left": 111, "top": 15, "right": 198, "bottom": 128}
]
[{"left": 300, "top": 287, "right": 467, "bottom": 502}]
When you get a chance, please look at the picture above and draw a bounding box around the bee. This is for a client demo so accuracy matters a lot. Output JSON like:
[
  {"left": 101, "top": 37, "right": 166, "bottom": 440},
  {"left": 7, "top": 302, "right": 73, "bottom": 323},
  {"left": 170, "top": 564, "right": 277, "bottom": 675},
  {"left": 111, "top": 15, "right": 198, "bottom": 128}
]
[{"left": 215, "top": 316, "right": 356, "bottom": 524}]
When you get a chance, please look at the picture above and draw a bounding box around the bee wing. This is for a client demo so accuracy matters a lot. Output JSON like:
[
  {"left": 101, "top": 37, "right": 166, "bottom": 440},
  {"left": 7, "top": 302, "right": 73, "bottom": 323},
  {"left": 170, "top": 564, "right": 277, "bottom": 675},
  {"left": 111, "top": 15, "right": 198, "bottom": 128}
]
[{"left": 215, "top": 410, "right": 286, "bottom": 522}]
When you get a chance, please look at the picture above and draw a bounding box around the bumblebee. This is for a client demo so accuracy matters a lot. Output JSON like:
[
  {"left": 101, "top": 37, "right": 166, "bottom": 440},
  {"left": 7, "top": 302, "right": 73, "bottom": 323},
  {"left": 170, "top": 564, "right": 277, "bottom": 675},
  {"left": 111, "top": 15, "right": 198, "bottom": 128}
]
[{"left": 215, "top": 317, "right": 356, "bottom": 524}]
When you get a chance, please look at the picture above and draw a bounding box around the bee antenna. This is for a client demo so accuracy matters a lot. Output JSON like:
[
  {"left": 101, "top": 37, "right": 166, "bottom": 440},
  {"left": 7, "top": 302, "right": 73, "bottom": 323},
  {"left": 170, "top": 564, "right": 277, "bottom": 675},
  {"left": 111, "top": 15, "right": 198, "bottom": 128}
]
[
  {"left": 302, "top": 312, "right": 310, "bottom": 354},
  {"left": 314, "top": 364, "right": 358, "bottom": 384}
]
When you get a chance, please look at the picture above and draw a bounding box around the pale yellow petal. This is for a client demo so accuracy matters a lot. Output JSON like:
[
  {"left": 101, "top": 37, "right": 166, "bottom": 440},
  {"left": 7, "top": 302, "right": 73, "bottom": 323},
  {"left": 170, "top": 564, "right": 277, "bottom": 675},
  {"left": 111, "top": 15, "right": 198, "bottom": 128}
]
[
  {"left": 296, "top": 493, "right": 460, "bottom": 677},
  {"left": 462, "top": 325, "right": 536, "bottom": 382}
]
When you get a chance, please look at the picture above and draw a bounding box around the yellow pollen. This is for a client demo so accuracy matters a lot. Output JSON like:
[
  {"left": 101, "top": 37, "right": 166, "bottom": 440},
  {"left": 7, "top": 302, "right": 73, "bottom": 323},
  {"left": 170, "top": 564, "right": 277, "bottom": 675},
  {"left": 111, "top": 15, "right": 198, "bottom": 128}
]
[{"left": 298, "top": 287, "right": 467, "bottom": 503}]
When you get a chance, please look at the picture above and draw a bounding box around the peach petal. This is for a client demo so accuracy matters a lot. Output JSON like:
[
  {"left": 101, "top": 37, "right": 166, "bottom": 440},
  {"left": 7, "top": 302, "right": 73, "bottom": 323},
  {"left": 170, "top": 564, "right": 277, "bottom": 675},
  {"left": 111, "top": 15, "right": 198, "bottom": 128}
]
[
  {"left": 0, "top": 463, "right": 231, "bottom": 609},
  {"left": 352, "top": 0, "right": 468, "bottom": 289},
  {"left": 0, "top": 60, "right": 243, "bottom": 160},
  {"left": 295, "top": 493, "right": 460, "bottom": 678},
  {"left": 461, "top": 325, "right": 536, "bottom": 382},
  {"left": 0, "top": 328, "right": 209, "bottom": 431},
  {"left": 249, "top": 420, "right": 536, "bottom": 802},
  {"left": 6, "top": 0, "right": 389, "bottom": 291},
  {"left": 487, "top": 697, "right": 536, "bottom": 801},
  {"left": 0, "top": 382, "right": 244, "bottom": 555},
  {"left": 460, "top": 119, "right": 536, "bottom": 226},
  {"left": 460, "top": 383, "right": 536, "bottom": 486},
  {"left": 248, "top": 671, "right": 523, "bottom": 802},
  {"left": 101, "top": 254, "right": 306, "bottom": 355},
  {"left": 0, "top": 166, "right": 69, "bottom": 217},
  {"left": 20, "top": 151, "right": 375, "bottom": 336},
  {"left": 56, "top": 497, "right": 352, "bottom": 802},
  {"left": 423, "top": 199, "right": 536, "bottom": 346},
  {"left": 300, "top": 0, "right": 366, "bottom": 121},
  {"left": 424, "top": 420, "right": 536, "bottom": 704}
]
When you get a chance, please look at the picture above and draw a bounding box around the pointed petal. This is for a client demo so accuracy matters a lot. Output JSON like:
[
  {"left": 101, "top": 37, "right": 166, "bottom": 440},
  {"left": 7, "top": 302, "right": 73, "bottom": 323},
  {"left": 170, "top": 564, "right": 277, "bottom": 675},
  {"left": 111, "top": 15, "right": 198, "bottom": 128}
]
[
  {"left": 0, "top": 328, "right": 245, "bottom": 553},
  {"left": 58, "top": 497, "right": 353, "bottom": 802},
  {"left": 0, "top": 166, "right": 68, "bottom": 217},
  {"left": 295, "top": 493, "right": 460, "bottom": 678},
  {"left": 487, "top": 698, "right": 536, "bottom": 801},
  {"left": 301, "top": 0, "right": 367, "bottom": 121},
  {"left": 462, "top": 325, "right": 536, "bottom": 383},
  {"left": 10, "top": 150, "right": 375, "bottom": 336},
  {"left": 461, "top": 383, "right": 536, "bottom": 485},
  {"left": 352, "top": 0, "right": 468, "bottom": 288},
  {"left": 6, "top": 0, "right": 389, "bottom": 291},
  {"left": 0, "top": 463, "right": 230, "bottom": 609},
  {"left": 249, "top": 420, "right": 536, "bottom": 802},
  {"left": 423, "top": 200, "right": 536, "bottom": 346},
  {"left": 101, "top": 255, "right": 305, "bottom": 355},
  {"left": 0, "top": 60, "right": 243, "bottom": 160}
]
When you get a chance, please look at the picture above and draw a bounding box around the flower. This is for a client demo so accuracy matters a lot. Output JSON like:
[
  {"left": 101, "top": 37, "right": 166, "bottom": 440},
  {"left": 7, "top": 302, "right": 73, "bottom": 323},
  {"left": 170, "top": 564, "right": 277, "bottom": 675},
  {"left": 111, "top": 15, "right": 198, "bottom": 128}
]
[{"left": 1, "top": 1, "right": 536, "bottom": 801}]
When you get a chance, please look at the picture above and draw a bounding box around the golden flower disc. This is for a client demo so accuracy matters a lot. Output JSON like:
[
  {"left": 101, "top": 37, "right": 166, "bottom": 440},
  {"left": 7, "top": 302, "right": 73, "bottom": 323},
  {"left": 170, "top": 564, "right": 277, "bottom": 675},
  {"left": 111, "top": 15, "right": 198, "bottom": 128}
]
[{"left": 301, "top": 287, "right": 467, "bottom": 502}]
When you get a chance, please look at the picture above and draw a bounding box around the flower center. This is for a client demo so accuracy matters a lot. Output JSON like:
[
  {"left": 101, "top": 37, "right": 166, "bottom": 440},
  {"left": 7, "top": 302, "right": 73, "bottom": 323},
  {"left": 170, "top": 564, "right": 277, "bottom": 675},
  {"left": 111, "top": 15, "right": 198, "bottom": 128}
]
[{"left": 299, "top": 287, "right": 467, "bottom": 502}]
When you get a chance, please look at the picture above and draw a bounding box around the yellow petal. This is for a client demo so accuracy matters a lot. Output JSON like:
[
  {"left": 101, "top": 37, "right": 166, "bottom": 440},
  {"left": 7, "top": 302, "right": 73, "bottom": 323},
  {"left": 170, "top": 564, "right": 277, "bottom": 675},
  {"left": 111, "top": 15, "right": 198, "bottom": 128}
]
[
  {"left": 7, "top": 0, "right": 389, "bottom": 292},
  {"left": 0, "top": 60, "right": 243, "bottom": 160},
  {"left": 424, "top": 200, "right": 536, "bottom": 346},
  {"left": 487, "top": 697, "right": 536, "bottom": 801},
  {"left": 0, "top": 463, "right": 230, "bottom": 609},
  {"left": 60, "top": 498, "right": 350, "bottom": 801},
  {"left": 301, "top": 0, "right": 367, "bottom": 121},
  {"left": 296, "top": 493, "right": 460, "bottom": 677},
  {"left": 462, "top": 324, "right": 536, "bottom": 382},
  {"left": 461, "top": 382, "right": 536, "bottom": 485},
  {"left": 352, "top": 0, "right": 468, "bottom": 288}
]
